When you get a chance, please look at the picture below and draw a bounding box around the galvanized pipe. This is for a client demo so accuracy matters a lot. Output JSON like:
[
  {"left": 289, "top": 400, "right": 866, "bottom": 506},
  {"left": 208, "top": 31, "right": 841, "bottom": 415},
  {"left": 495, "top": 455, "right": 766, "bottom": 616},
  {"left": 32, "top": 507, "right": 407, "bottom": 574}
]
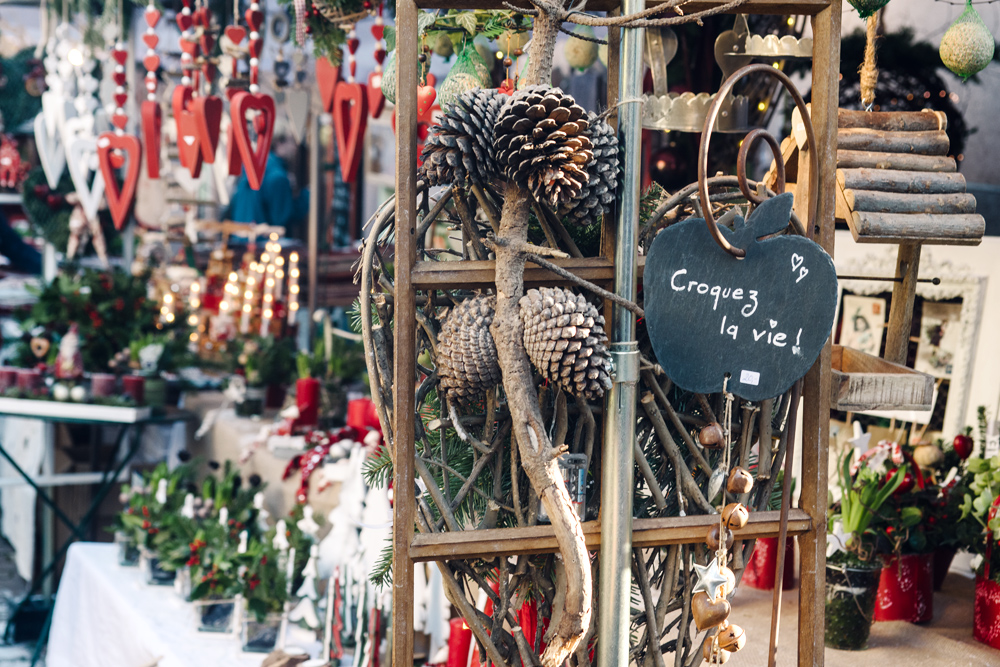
[{"left": 598, "top": 6, "right": 644, "bottom": 667}]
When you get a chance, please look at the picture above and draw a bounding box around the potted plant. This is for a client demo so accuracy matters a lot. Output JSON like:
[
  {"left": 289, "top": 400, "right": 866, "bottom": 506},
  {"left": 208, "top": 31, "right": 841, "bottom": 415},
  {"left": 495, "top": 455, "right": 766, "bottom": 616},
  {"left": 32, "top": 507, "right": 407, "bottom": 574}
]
[
  {"left": 258, "top": 337, "right": 296, "bottom": 409},
  {"left": 240, "top": 530, "right": 290, "bottom": 652},
  {"left": 826, "top": 448, "right": 905, "bottom": 650},
  {"left": 189, "top": 518, "right": 247, "bottom": 633},
  {"left": 959, "top": 452, "right": 1000, "bottom": 649}
]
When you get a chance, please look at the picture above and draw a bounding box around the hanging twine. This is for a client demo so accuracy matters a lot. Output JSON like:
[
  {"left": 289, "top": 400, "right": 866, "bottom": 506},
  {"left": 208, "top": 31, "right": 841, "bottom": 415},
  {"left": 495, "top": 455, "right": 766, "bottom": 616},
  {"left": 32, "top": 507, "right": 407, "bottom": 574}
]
[{"left": 859, "top": 12, "right": 881, "bottom": 109}]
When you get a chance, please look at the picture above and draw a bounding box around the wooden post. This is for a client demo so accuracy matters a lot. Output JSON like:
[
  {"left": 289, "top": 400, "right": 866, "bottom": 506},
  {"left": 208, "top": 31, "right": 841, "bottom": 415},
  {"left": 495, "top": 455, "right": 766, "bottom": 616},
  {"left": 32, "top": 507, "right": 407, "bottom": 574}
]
[
  {"left": 391, "top": 1, "right": 418, "bottom": 667},
  {"left": 799, "top": 3, "right": 841, "bottom": 667},
  {"left": 884, "top": 242, "right": 921, "bottom": 366}
]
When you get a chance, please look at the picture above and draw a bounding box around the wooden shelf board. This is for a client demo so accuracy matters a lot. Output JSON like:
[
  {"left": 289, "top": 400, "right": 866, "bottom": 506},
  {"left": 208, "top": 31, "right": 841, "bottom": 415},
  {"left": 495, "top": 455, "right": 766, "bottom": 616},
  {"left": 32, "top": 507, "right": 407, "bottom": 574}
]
[
  {"left": 410, "top": 509, "right": 812, "bottom": 561},
  {"left": 416, "top": 0, "right": 832, "bottom": 14},
  {"left": 412, "top": 255, "right": 645, "bottom": 290}
]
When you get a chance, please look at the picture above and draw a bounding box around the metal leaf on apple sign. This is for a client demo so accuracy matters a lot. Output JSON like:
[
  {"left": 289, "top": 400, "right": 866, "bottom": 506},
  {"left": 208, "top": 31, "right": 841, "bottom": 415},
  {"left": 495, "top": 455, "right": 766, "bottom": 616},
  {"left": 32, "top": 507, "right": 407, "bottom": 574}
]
[{"left": 643, "top": 193, "right": 838, "bottom": 401}]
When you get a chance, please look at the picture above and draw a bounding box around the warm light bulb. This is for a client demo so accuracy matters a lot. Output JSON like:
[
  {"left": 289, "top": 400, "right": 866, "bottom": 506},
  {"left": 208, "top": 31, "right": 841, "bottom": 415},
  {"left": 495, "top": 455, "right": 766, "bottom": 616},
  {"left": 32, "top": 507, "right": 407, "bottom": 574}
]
[
  {"left": 220, "top": 302, "right": 229, "bottom": 310},
  {"left": 68, "top": 48, "right": 85, "bottom": 67},
  {"left": 276, "top": 257, "right": 285, "bottom": 266},
  {"left": 163, "top": 294, "right": 174, "bottom": 303},
  {"left": 244, "top": 291, "right": 253, "bottom": 299},
  {"left": 261, "top": 253, "right": 270, "bottom": 263},
  {"left": 290, "top": 302, "right": 299, "bottom": 311},
  {"left": 190, "top": 282, "right": 200, "bottom": 292},
  {"left": 188, "top": 315, "right": 199, "bottom": 325},
  {"left": 243, "top": 304, "right": 251, "bottom": 313},
  {"left": 229, "top": 272, "right": 238, "bottom": 281},
  {"left": 289, "top": 252, "right": 299, "bottom": 263},
  {"left": 290, "top": 285, "right": 300, "bottom": 294}
]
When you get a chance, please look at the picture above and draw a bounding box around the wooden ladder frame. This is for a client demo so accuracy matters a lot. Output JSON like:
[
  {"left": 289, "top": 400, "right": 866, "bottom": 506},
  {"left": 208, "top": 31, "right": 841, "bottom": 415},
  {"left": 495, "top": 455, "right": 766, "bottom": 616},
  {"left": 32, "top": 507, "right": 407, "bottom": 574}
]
[{"left": 391, "top": 1, "right": 842, "bottom": 665}]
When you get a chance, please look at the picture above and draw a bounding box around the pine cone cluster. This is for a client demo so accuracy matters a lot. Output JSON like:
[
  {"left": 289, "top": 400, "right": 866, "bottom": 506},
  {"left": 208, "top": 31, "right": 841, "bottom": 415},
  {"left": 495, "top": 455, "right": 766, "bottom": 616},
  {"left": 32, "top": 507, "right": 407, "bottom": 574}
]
[
  {"left": 563, "top": 112, "right": 619, "bottom": 226},
  {"left": 420, "top": 89, "right": 505, "bottom": 187},
  {"left": 494, "top": 86, "right": 594, "bottom": 211},
  {"left": 520, "top": 287, "right": 613, "bottom": 400},
  {"left": 436, "top": 295, "right": 502, "bottom": 401}
]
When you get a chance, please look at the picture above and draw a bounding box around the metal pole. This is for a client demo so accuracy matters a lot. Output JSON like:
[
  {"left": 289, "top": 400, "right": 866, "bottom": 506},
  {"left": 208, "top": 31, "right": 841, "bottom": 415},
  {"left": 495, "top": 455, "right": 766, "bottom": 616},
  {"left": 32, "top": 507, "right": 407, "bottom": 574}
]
[
  {"left": 306, "top": 113, "right": 321, "bottom": 343},
  {"left": 598, "top": 8, "right": 644, "bottom": 667}
]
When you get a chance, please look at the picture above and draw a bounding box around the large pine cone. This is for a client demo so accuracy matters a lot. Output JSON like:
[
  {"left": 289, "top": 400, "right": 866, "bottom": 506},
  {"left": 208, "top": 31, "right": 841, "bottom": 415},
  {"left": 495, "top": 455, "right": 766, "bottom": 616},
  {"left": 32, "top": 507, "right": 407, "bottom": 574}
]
[
  {"left": 420, "top": 89, "right": 505, "bottom": 187},
  {"left": 494, "top": 86, "right": 594, "bottom": 210},
  {"left": 563, "top": 112, "right": 619, "bottom": 226},
  {"left": 437, "top": 295, "right": 502, "bottom": 401},
  {"left": 520, "top": 287, "right": 613, "bottom": 400}
]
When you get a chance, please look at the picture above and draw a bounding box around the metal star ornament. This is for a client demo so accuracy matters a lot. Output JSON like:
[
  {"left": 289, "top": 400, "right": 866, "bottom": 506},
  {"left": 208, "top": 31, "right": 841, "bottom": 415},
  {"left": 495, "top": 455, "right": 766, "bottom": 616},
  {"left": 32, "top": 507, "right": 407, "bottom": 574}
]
[{"left": 693, "top": 557, "right": 731, "bottom": 598}]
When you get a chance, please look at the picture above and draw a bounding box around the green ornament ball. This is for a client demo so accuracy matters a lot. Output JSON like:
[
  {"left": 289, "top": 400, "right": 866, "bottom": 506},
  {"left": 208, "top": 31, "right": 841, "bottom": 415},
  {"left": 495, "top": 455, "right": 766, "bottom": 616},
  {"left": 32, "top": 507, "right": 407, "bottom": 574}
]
[
  {"left": 433, "top": 33, "right": 455, "bottom": 60},
  {"left": 848, "top": 0, "right": 891, "bottom": 19},
  {"left": 940, "top": 2, "right": 996, "bottom": 81}
]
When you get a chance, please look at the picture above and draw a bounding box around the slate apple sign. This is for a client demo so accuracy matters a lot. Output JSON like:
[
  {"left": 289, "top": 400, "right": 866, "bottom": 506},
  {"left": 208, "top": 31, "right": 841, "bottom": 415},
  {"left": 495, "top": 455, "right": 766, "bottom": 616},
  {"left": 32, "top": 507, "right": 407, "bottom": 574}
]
[{"left": 643, "top": 193, "right": 838, "bottom": 401}]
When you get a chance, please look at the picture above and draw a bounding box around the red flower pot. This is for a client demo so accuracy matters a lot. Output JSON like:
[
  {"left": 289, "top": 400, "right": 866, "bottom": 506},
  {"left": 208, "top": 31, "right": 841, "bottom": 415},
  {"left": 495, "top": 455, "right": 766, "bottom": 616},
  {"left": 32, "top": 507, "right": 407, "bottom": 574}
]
[
  {"left": 122, "top": 375, "right": 145, "bottom": 404},
  {"left": 347, "top": 397, "right": 381, "bottom": 432},
  {"left": 875, "top": 553, "right": 933, "bottom": 623},
  {"left": 295, "top": 378, "right": 321, "bottom": 428},
  {"left": 974, "top": 576, "right": 1000, "bottom": 649},
  {"left": 744, "top": 536, "right": 796, "bottom": 590}
]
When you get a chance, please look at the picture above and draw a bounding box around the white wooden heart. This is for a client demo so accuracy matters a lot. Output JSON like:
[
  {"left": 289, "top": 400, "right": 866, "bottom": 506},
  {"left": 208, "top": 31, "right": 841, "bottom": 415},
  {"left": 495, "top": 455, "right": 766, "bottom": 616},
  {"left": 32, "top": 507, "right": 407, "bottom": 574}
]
[
  {"left": 66, "top": 136, "right": 105, "bottom": 222},
  {"left": 34, "top": 114, "right": 66, "bottom": 189},
  {"left": 285, "top": 88, "right": 310, "bottom": 144}
]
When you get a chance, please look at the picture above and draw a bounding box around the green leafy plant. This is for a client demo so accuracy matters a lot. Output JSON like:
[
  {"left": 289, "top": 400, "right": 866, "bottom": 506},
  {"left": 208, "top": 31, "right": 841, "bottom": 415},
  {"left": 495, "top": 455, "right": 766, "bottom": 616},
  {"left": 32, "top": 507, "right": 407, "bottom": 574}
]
[{"left": 830, "top": 450, "right": 905, "bottom": 563}]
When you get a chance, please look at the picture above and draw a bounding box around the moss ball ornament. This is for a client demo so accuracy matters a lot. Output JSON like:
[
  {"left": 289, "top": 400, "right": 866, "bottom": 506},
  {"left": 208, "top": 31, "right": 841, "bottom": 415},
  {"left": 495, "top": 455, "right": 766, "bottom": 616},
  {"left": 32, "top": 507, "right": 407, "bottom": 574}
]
[
  {"left": 939, "top": 1, "right": 996, "bottom": 81},
  {"left": 564, "top": 26, "right": 599, "bottom": 71},
  {"left": 438, "top": 45, "right": 493, "bottom": 111},
  {"left": 848, "top": 0, "right": 891, "bottom": 19}
]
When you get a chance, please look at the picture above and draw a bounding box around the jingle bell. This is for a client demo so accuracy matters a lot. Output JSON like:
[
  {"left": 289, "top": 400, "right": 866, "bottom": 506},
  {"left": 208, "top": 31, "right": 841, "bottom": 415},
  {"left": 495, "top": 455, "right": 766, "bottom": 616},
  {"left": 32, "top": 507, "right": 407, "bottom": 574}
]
[
  {"left": 717, "top": 623, "right": 746, "bottom": 652},
  {"left": 702, "top": 637, "right": 731, "bottom": 664},
  {"left": 706, "top": 524, "right": 734, "bottom": 551},
  {"left": 699, "top": 423, "right": 724, "bottom": 449},
  {"left": 727, "top": 467, "right": 754, "bottom": 494},
  {"left": 722, "top": 502, "right": 749, "bottom": 530}
]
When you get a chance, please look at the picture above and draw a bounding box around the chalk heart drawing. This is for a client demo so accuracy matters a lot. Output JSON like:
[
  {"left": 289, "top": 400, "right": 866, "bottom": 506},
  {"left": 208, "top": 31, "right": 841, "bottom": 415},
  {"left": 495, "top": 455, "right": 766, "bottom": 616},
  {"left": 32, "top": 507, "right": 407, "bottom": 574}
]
[
  {"left": 643, "top": 193, "right": 839, "bottom": 401},
  {"left": 66, "top": 136, "right": 105, "bottom": 222}
]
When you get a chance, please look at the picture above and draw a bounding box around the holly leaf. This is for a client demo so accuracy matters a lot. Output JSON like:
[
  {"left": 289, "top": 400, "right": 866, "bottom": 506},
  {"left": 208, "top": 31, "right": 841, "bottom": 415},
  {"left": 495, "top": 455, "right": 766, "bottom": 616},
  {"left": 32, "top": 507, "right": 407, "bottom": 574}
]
[
  {"left": 384, "top": 25, "right": 395, "bottom": 53},
  {"left": 455, "top": 11, "right": 478, "bottom": 35}
]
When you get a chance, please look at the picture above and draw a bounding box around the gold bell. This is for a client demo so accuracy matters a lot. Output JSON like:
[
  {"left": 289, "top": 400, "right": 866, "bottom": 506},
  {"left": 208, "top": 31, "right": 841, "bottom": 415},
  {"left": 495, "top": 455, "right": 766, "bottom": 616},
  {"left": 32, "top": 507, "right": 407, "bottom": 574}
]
[
  {"left": 722, "top": 502, "right": 749, "bottom": 530},
  {"left": 699, "top": 423, "right": 725, "bottom": 449},
  {"left": 706, "top": 524, "right": 734, "bottom": 551},
  {"left": 702, "top": 637, "right": 731, "bottom": 664},
  {"left": 717, "top": 623, "right": 746, "bottom": 652}
]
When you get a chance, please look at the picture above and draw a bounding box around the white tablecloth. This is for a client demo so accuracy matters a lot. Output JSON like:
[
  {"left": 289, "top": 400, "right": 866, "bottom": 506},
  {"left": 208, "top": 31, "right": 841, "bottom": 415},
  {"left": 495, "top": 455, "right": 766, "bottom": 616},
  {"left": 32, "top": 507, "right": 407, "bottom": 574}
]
[{"left": 48, "top": 543, "right": 266, "bottom": 667}]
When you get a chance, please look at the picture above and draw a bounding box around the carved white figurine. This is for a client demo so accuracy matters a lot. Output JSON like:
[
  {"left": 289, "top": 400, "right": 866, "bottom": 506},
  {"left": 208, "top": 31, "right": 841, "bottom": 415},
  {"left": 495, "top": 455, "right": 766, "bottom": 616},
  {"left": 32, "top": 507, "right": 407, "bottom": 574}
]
[
  {"left": 155, "top": 478, "right": 168, "bottom": 505},
  {"left": 238, "top": 531, "right": 249, "bottom": 554},
  {"left": 254, "top": 492, "right": 270, "bottom": 531},
  {"left": 218, "top": 506, "right": 229, "bottom": 528},
  {"left": 138, "top": 343, "right": 165, "bottom": 375},
  {"left": 288, "top": 596, "right": 320, "bottom": 629},
  {"left": 180, "top": 493, "right": 195, "bottom": 519},
  {"left": 55, "top": 324, "right": 83, "bottom": 380},
  {"left": 296, "top": 505, "right": 320, "bottom": 539},
  {"left": 273, "top": 519, "right": 290, "bottom": 552}
]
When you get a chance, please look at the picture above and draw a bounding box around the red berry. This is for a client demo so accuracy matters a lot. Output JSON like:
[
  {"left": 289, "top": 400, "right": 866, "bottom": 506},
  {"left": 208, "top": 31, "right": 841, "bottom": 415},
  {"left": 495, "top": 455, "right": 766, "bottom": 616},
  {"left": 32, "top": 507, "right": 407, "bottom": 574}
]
[
  {"left": 889, "top": 468, "right": 915, "bottom": 496},
  {"left": 953, "top": 433, "right": 974, "bottom": 459}
]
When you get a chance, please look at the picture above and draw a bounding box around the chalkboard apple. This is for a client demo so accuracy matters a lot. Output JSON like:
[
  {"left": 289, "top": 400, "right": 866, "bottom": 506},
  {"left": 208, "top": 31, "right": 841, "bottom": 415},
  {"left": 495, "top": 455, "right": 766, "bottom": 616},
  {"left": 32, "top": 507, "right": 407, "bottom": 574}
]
[{"left": 643, "top": 193, "right": 838, "bottom": 401}]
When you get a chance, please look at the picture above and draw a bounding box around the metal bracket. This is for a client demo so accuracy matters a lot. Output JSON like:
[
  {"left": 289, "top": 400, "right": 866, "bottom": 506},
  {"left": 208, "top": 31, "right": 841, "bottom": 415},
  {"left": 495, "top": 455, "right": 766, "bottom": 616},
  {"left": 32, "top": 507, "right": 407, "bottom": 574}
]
[{"left": 609, "top": 343, "right": 640, "bottom": 384}]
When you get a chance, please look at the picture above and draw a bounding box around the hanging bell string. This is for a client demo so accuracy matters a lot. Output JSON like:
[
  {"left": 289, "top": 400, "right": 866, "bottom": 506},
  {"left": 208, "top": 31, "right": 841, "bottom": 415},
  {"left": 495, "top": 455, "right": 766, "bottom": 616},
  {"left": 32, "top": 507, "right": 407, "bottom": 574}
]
[{"left": 859, "top": 11, "right": 881, "bottom": 110}]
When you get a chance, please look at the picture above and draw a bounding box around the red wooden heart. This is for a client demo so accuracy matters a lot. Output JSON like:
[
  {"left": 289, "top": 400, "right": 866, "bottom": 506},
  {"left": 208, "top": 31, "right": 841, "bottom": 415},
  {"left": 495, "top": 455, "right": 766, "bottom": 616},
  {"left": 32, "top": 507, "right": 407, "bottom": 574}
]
[
  {"left": 145, "top": 8, "right": 161, "bottom": 27},
  {"left": 244, "top": 8, "right": 264, "bottom": 31},
  {"left": 97, "top": 132, "right": 142, "bottom": 230},
  {"left": 180, "top": 40, "right": 199, "bottom": 55},
  {"left": 316, "top": 57, "right": 339, "bottom": 113},
  {"left": 113, "top": 49, "right": 128, "bottom": 65},
  {"left": 374, "top": 48, "right": 386, "bottom": 65},
  {"left": 143, "top": 54, "right": 160, "bottom": 72},
  {"left": 113, "top": 71, "right": 127, "bottom": 86},
  {"left": 172, "top": 84, "right": 193, "bottom": 120},
  {"left": 225, "top": 26, "right": 246, "bottom": 44},
  {"left": 201, "top": 34, "right": 215, "bottom": 54},
  {"left": 249, "top": 38, "right": 262, "bottom": 59},
  {"left": 110, "top": 151, "right": 126, "bottom": 169},
  {"left": 177, "top": 12, "right": 193, "bottom": 31},
  {"left": 347, "top": 38, "right": 360, "bottom": 53},
  {"left": 230, "top": 91, "right": 275, "bottom": 190},
  {"left": 112, "top": 114, "right": 128, "bottom": 130},
  {"left": 177, "top": 111, "right": 204, "bottom": 178},
  {"left": 426, "top": 73, "right": 437, "bottom": 87},
  {"left": 367, "top": 72, "right": 386, "bottom": 119},
  {"left": 114, "top": 93, "right": 129, "bottom": 108},
  {"left": 416, "top": 85, "right": 437, "bottom": 122},
  {"left": 192, "top": 95, "right": 223, "bottom": 163},
  {"left": 141, "top": 100, "right": 161, "bottom": 179},
  {"left": 201, "top": 63, "right": 216, "bottom": 83},
  {"left": 332, "top": 82, "right": 368, "bottom": 183},
  {"left": 371, "top": 24, "right": 384, "bottom": 41},
  {"left": 226, "top": 122, "right": 242, "bottom": 177},
  {"left": 143, "top": 33, "right": 159, "bottom": 49}
]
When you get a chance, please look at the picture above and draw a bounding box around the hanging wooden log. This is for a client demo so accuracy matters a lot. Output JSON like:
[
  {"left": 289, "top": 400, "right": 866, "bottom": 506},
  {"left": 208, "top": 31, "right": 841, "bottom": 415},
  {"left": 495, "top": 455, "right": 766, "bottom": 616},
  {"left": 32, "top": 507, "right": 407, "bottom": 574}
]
[
  {"left": 844, "top": 190, "right": 978, "bottom": 214},
  {"left": 838, "top": 108, "right": 946, "bottom": 132},
  {"left": 850, "top": 211, "right": 985, "bottom": 245},
  {"left": 837, "top": 149, "right": 957, "bottom": 172},
  {"left": 837, "top": 167, "right": 967, "bottom": 194},
  {"left": 837, "top": 128, "right": 950, "bottom": 155}
]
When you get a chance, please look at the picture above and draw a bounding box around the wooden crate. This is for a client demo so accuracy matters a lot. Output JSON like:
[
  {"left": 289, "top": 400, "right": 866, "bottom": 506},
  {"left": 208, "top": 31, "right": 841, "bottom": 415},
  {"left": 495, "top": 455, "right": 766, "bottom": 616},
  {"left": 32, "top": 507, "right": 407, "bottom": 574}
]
[{"left": 830, "top": 344, "right": 934, "bottom": 411}]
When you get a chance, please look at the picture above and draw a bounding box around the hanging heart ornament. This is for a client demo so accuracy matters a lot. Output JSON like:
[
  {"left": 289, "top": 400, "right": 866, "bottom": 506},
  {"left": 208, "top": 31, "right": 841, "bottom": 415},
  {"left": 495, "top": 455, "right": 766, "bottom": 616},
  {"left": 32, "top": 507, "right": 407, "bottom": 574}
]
[
  {"left": 141, "top": 101, "right": 162, "bottom": 178},
  {"left": 367, "top": 72, "right": 386, "bottom": 119},
  {"left": 96, "top": 132, "right": 142, "bottom": 230},
  {"left": 173, "top": 85, "right": 203, "bottom": 177},
  {"left": 34, "top": 113, "right": 66, "bottom": 190},
  {"left": 66, "top": 136, "right": 106, "bottom": 222},
  {"left": 192, "top": 96, "right": 223, "bottom": 163},
  {"left": 317, "top": 57, "right": 339, "bottom": 113},
  {"left": 230, "top": 91, "right": 275, "bottom": 190},
  {"left": 332, "top": 82, "right": 368, "bottom": 183}
]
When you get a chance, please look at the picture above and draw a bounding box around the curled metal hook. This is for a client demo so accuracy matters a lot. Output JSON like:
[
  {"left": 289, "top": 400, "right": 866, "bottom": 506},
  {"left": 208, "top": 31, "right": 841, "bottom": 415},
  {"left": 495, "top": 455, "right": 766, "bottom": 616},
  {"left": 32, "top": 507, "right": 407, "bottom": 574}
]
[{"left": 698, "top": 63, "right": 819, "bottom": 258}]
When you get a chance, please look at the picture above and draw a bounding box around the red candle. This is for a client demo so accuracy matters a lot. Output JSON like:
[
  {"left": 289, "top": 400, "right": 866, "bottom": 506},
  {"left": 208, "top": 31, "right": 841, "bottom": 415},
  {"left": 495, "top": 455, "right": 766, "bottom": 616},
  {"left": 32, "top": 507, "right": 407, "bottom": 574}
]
[
  {"left": 122, "top": 375, "right": 145, "bottom": 404},
  {"left": 90, "top": 373, "right": 117, "bottom": 398},
  {"left": 295, "top": 378, "right": 321, "bottom": 428},
  {"left": 446, "top": 617, "right": 472, "bottom": 667}
]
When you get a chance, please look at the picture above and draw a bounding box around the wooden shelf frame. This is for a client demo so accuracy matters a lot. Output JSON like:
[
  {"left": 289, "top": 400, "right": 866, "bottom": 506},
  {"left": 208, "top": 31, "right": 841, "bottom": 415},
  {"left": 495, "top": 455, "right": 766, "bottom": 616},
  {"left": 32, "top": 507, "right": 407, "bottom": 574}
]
[{"left": 391, "top": 2, "right": 842, "bottom": 666}]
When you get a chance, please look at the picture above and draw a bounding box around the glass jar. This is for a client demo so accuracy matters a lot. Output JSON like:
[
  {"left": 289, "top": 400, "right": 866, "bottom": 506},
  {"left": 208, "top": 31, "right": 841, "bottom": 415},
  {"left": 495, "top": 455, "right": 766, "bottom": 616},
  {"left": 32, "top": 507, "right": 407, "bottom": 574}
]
[
  {"left": 115, "top": 531, "right": 139, "bottom": 567},
  {"left": 195, "top": 599, "right": 236, "bottom": 633},
  {"left": 240, "top": 611, "right": 283, "bottom": 653}
]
